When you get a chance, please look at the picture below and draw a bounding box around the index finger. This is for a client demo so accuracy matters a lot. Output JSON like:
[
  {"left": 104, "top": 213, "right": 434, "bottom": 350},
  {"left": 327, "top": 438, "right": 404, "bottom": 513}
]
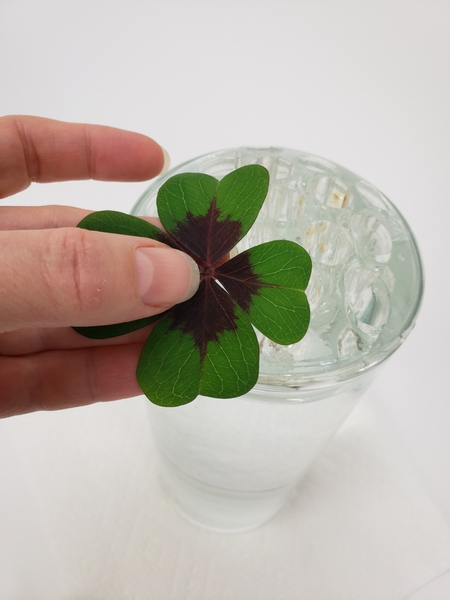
[{"left": 0, "top": 115, "right": 168, "bottom": 199}]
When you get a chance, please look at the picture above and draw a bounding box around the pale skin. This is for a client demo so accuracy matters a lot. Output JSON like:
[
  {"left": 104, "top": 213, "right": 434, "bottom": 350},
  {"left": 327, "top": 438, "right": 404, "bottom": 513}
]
[{"left": 0, "top": 116, "right": 200, "bottom": 418}]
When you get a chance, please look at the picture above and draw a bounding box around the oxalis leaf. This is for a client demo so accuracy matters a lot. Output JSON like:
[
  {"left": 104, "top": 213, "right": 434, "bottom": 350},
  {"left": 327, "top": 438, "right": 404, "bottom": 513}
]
[{"left": 74, "top": 165, "right": 312, "bottom": 407}]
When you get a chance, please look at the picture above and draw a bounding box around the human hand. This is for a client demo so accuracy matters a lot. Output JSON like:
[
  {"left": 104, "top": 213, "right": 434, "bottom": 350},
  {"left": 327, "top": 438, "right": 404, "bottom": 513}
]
[{"left": 0, "top": 116, "right": 199, "bottom": 417}]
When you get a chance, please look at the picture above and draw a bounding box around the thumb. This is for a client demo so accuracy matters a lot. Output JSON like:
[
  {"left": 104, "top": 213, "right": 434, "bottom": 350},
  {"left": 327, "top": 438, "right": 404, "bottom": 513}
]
[{"left": 0, "top": 227, "right": 199, "bottom": 332}]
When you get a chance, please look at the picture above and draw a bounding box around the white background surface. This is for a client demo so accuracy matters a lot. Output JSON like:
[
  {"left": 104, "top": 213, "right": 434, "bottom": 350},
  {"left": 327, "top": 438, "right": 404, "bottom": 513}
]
[{"left": 1, "top": 1, "right": 449, "bottom": 598}]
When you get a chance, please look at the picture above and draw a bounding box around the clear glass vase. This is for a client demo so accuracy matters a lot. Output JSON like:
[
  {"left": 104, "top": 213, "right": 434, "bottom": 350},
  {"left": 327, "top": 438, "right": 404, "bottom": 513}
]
[{"left": 131, "top": 147, "right": 423, "bottom": 532}]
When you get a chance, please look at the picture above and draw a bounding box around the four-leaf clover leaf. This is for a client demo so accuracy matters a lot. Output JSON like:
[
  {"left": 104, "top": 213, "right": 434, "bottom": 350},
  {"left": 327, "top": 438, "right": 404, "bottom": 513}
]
[{"left": 74, "top": 165, "right": 312, "bottom": 407}]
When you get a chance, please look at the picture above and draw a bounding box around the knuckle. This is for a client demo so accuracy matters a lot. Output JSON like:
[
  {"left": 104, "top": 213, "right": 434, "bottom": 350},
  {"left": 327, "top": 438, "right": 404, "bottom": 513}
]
[{"left": 40, "top": 228, "right": 106, "bottom": 317}]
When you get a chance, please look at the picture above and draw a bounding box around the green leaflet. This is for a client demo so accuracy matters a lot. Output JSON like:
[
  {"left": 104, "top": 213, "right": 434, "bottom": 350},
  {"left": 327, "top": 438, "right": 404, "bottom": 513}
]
[
  {"left": 156, "top": 165, "right": 270, "bottom": 264},
  {"left": 155, "top": 173, "right": 218, "bottom": 234},
  {"left": 136, "top": 315, "right": 201, "bottom": 407},
  {"left": 199, "top": 309, "right": 259, "bottom": 399},
  {"left": 241, "top": 240, "right": 311, "bottom": 345},
  {"left": 215, "top": 164, "right": 270, "bottom": 227},
  {"left": 136, "top": 305, "right": 259, "bottom": 407},
  {"left": 75, "top": 210, "right": 174, "bottom": 339},
  {"left": 77, "top": 210, "right": 173, "bottom": 246}
]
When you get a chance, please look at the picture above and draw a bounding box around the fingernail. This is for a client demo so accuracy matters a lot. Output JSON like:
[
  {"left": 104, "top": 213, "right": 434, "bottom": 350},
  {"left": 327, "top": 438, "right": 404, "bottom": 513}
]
[
  {"left": 135, "top": 247, "right": 199, "bottom": 307},
  {"left": 160, "top": 147, "right": 171, "bottom": 175}
]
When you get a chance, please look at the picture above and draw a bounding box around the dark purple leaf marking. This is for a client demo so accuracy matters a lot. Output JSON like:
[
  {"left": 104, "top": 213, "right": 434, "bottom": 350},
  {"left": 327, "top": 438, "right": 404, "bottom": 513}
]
[
  {"left": 168, "top": 277, "right": 239, "bottom": 363},
  {"left": 216, "top": 251, "right": 264, "bottom": 313},
  {"left": 170, "top": 200, "right": 242, "bottom": 266}
]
